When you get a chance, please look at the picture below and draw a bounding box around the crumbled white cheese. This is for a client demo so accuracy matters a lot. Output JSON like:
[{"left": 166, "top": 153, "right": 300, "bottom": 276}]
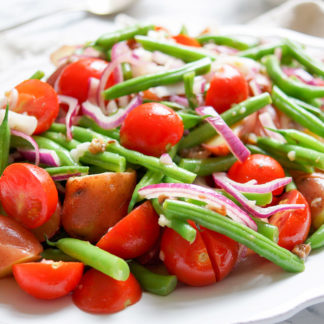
[
  {"left": 287, "top": 151, "right": 296, "bottom": 161},
  {"left": 70, "top": 142, "right": 91, "bottom": 162}
]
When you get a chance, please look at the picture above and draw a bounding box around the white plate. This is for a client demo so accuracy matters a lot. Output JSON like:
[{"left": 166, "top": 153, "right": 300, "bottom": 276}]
[{"left": 1, "top": 22, "right": 324, "bottom": 324}]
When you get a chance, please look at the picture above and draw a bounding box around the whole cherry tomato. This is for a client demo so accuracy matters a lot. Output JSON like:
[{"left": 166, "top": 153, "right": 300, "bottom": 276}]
[
  {"left": 13, "top": 260, "right": 84, "bottom": 299},
  {"left": 228, "top": 154, "right": 286, "bottom": 195},
  {"left": 205, "top": 64, "right": 248, "bottom": 114},
  {"left": 120, "top": 102, "right": 184, "bottom": 157},
  {"left": 0, "top": 163, "right": 58, "bottom": 229},
  {"left": 14, "top": 79, "right": 59, "bottom": 134},
  {"left": 270, "top": 189, "right": 311, "bottom": 250},
  {"left": 172, "top": 34, "right": 201, "bottom": 47},
  {"left": 72, "top": 269, "right": 142, "bottom": 314}
]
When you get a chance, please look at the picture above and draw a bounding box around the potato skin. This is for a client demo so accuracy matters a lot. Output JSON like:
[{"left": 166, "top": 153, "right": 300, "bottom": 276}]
[{"left": 62, "top": 172, "right": 136, "bottom": 243}]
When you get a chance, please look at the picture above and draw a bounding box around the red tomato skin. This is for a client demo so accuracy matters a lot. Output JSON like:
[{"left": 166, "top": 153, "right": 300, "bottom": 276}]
[
  {"left": 58, "top": 58, "right": 113, "bottom": 103},
  {"left": 120, "top": 103, "right": 184, "bottom": 157},
  {"left": 205, "top": 64, "right": 248, "bottom": 114},
  {"left": 13, "top": 261, "right": 84, "bottom": 300},
  {"left": 97, "top": 201, "right": 160, "bottom": 259},
  {"left": 160, "top": 225, "right": 216, "bottom": 286},
  {"left": 14, "top": 79, "right": 59, "bottom": 134},
  {"left": 172, "top": 34, "right": 201, "bottom": 47},
  {"left": 0, "top": 163, "right": 58, "bottom": 229},
  {"left": 72, "top": 270, "right": 142, "bottom": 314},
  {"left": 228, "top": 154, "right": 286, "bottom": 195},
  {"left": 200, "top": 228, "right": 239, "bottom": 281},
  {"left": 270, "top": 190, "right": 311, "bottom": 250}
]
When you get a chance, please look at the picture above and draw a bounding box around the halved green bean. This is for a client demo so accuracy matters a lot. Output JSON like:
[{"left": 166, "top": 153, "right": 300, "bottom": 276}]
[
  {"left": 163, "top": 199, "right": 304, "bottom": 272},
  {"left": 238, "top": 42, "right": 284, "bottom": 60},
  {"left": 264, "top": 55, "right": 324, "bottom": 100},
  {"left": 48, "top": 238, "right": 130, "bottom": 280},
  {"left": 29, "top": 70, "right": 45, "bottom": 80},
  {"left": 197, "top": 35, "right": 257, "bottom": 50},
  {"left": 292, "top": 98, "right": 324, "bottom": 123},
  {"left": 272, "top": 86, "right": 324, "bottom": 138},
  {"left": 183, "top": 71, "right": 198, "bottom": 109},
  {"left": 129, "top": 261, "right": 177, "bottom": 296},
  {"left": 180, "top": 93, "right": 272, "bottom": 149},
  {"left": 0, "top": 105, "right": 10, "bottom": 175},
  {"left": 306, "top": 224, "right": 324, "bottom": 249},
  {"left": 285, "top": 39, "right": 324, "bottom": 78},
  {"left": 121, "top": 62, "right": 133, "bottom": 80},
  {"left": 251, "top": 217, "right": 279, "bottom": 243},
  {"left": 178, "top": 111, "right": 203, "bottom": 129},
  {"left": 284, "top": 170, "right": 297, "bottom": 192},
  {"left": 45, "top": 165, "right": 89, "bottom": 177},
  {"left": 104, "top": 58, "right": 212, "bottom": 100},
  {"left": 143, "top": 99, "right": 186, "bottom": 110},
  {"left": 95, "top": 24, "right": 154, "bottom": 49},
  {"left": 135, "top": 35, "right": 217, "bottom": 62}
]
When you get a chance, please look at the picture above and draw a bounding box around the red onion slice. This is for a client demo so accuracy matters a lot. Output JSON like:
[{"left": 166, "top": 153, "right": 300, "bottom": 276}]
[
  {"left": 259, "top": 111, "right": 285, "bottom": 143},
  {"left": 51, "top": 172, "right": 86, "bottom": 181},
  {"left": 81, "top": 95, "right": 142, "bottom": 130},
  {"left": 58, "top": 95, "right": 80, "bottom": 141},
  {"left": 0, "top": 109, "right": 37, "bottom": 135},
  {"left": 87, "top": 77, "right": 100, "bottom": 104},
  {"left": 19, "top": 148, "right": 60, "bottom": 167},
  {"left": 212, "top": 173, "right": 305, "bottom": 218},
  {"left": 11, "top": 129, "right": 40, "bottom": 166},
  {"left": 169, "top": 95, "right": 188, "bottom": 107},
  {"left": 160, "top": 153, "right": 173, "bottom": 165},
  {"left": 196, "top": 106, "right": 250, "bottom": 162},
  {"left": 138, "top": 183, "right": 257, "bottom": 230}
]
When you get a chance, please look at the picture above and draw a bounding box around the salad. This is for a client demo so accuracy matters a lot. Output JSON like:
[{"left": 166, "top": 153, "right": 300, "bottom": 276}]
[{"left": 0, "top": 22, "right": 324, "bottom": 315}]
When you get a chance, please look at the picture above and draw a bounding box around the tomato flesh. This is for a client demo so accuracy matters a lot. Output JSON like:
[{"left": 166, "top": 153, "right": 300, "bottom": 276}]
[
  {"left": 13, "top": 260, "right": 84, "bottom": 299},
  {"left": 0, "top": 163, "right": 58, "bottom": 229},
  {"left": 205, "top": 64, "right": 248, "bottom": 114},
  {"left": 97, "top": 201, "right": 160, "bottom": 259},
  {"left": 72, "top": 270, "right": 142, "bottom": 314},
  {"left": 172, "top": 34, "right": 201, "bottom": 47},
  {"left": 270, "top": 189, "right": 311, "bottom": 250},
  {"left": 120, "top": 103, "right": 184, "bottom": 157},
  {"left": 14, "top": 79, "right": 59, "bottom": 134}
]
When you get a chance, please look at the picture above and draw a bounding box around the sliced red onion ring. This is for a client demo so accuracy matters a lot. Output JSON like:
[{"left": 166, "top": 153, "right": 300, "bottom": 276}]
[
  {"left": 170, "top": 95, "right": 188, "bottom": 107},
  {"left": 212, "top": 172, "right": 291, "bottom": 194},
  {"left": 87, "top": 77, "right": 100, "bottom": 104},
  {"left": 212, "top": 172, "right": 305, "bottom": 218},
  {"left": 196, "top": 106, "right": 250, "bottom": 162},
  {"left": 160, "top": 153, "right": 173, "bottom": 165},
  {"left": 259, "top": 111, "right": 285, "bottom": 143},
  {"left": 138, "top": 183, "right": 257, "bottom": 230},
  {"left": 283, "top": 67, "right": 317, "bottom": 86},
  {"left": 58, "top": 95, "right": 79, "bottom": 141},
  {"left": 7, "top": 88, "right": 18, "bottom": 109},
  {"left": 0, "top": 109, "right": 37, "bottom": 135},
  {"left": 81, "top": 95, "right": 142, "bottom": 130},
  {"left": 19, "top": 148, "right": 60, "bottom": 167},
  {"left": 51, "top": 172, "right": 84, "bottom": 181}
]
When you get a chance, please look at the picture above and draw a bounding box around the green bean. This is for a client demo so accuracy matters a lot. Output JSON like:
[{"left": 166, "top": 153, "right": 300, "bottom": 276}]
[
  {"left": 179, "top": 155, "right": 237, "bottom": 176},
  {"left": 197, "top": 35, "right": 257, "bottom": 50},
  {"left": 45, "top": 165, "right": 89, "bottom": 177},
  {"left": 178, "top": 111, "right": 203, "bottom": 129},
  {"left": 95, "top": 24, "right": 154, "bottom": 49},
  {"left": 179, "top": 25, "right": 188, "bottom": 35},
  {"left": 183, "top": 71, "right": 198, "bottom": 109},
  {"left": 104, "top": 58, "right": 212, "bottom": 100},
  {"left": 41, "top": 248, "right": 78, "bottom": 262},
  {"left": 50, "top": 124, "right": 196, "bottom": 183},
  {"left": 264, "top": 55, "right": 324, "bottom": 100},
  {"left": 251, "top": 217, "right": 279, "bottom": 243},
  {"left": 285, "top": 39, "right": 324, "bottom": 78},
  {"left": 163, "top": 199, "right": 304, "bottom": 272},
  {"left": 0, "top": 105, "right": 10, "bottom": 175},
  {"left": 129, "top": 261, "right": 177, "bottom": 296},
  {"left": 272, "top": 86, "right": 324, "bottom": 138},
  {"left": 29, "top": 70, "right": 45, "bottom": 80},
  {"left": 78, "top": 116, "right": 120, "bottom": 140},
  {"left": 121, "top": 62, "right": 133, "bottom": 80},
  {"left": 306, "top": 224, "right": 324, "bottom": 249},
  {"left": 180, "top": 93, "right": 272, "bottom": 149},
  {"left": 284, "top": 170, "right": 297, "bottom": 192},
  {"left": 135, "top": 35, "right": 217, "bottom": 62},
  {"left": 257, "top": 137, "right": 324, "bottom": 170},
  {"left": 238, "top": 42, "right": 284, "bottom": 60},
  {"left": 48, "top": 238, "right": 130, "bottom": 280},
  {"left": 292, "top": 99, "right": 324, "bottom": 123},
  {"left": 143, "top": 99, "right": 186, "bottom": 110}
]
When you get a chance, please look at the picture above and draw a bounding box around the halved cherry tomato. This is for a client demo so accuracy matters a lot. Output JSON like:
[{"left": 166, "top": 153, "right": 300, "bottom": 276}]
[
  {"left": 205, "top": 64, "right": 248, "bottom": 114},
  {"left": 72, "top": 269, "right": 141, "bottom": 314},
  {"left": 58, "top": 58, "right": 115, "bottom": 103},
  {"left": 120, "top": 102, "right": 184, "bottom": 156},
  {"left": 228, "top": 154, "right": 286, "bottom": 196},
  {"left": 0, "top": 163, "right": 58, "bottom": 229},
  {"left": 13, "top": 260, "right": 84, "bottom": 300},
  {"left": 270, "top": 189, "right": 311, "bottom": 250},
  {"left": 97, "top": 201, "right": 160, "bottom": 259},
  {"left": 14, "top": 79, "right": 59, "bottom": 134},
  {"left": 160, "top": 224, "right": 216, "bottom": 286},
  {"left": 172, "top": 34, "right": 201, "bottom": 47}
]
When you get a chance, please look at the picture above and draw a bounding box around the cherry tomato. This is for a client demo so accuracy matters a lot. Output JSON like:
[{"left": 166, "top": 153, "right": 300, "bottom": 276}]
[
  {"left": 72, "top": 270, "right": 142, "bottom": 314},
  {"left": 120, "top": 103, "right": 184, "bottom": 156},
  {"left": 160, "top": 224, "right": 216, "bottom": 286},
  {"left": 269, "top": 190, "right": 311, "bottom": 250},
  {"left": 97, "top": 201, "right": 160, "bottom": 259},
  {"left": 205, "top": 64, "right": 248, "bottom": 114},
  {"left": 58, "top": 58, "right": 115, "bottom": 103},
  {"left": 172, "top": 34, "right": 201, "bottom": 47},
  {"left": 13, "top": 260, "right": 84, "bottom": 299},
  {"left": 228, "top": 154, "right": 286, "bottom": 196},
  {"left": 0, "top": 163, "right": 58, "bottom": 229},
  {"left": 14, "top": 79, "right": 59, "bottom": 134}
]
